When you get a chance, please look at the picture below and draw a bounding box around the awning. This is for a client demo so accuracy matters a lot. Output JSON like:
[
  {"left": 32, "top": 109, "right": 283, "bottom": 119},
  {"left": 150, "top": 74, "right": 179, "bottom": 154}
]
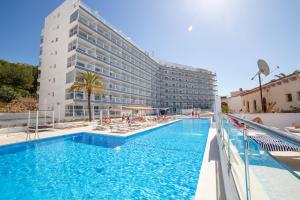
[
  {"left": 153, "top": 107, "right": 170, "bottom": 110},
  {"left": 121, "top": 106, "right": 155, "bottom": 110}
]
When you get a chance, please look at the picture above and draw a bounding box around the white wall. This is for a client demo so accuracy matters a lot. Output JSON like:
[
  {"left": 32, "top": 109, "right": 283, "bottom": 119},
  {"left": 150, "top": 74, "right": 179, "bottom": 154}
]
[
  {"left": 39, "top": 0, "right": 79, "bottom": 119},
  {"left": 227, "top": 96, "right": 242, "bottom": 113},
  {"left": 236, "top": 113, "right": 300, "bottom": 129}
]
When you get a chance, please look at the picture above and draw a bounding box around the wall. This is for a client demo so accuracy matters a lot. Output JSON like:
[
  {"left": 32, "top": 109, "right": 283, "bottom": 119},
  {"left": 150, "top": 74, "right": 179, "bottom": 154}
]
[
  {"left": 227, "top": 96, "right": 242, "bottom": 113},
  {"left": 236, "top": 113, "right": 300, "bottom": 129},
  {"left": 241, "top": 74, "right": 300, "bottom": 113},
  {"left": 39, "top": 0, "right": 79, "bottom": 119}
]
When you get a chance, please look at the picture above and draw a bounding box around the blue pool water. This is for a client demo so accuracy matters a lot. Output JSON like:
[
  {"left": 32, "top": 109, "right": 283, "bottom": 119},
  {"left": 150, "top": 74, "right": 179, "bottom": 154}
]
[
  {"left": 222, "top": 119, "right": 295, "bottom": 169},
  {"left": 0, "top": 119, "right": 210, "bottom": 200}
]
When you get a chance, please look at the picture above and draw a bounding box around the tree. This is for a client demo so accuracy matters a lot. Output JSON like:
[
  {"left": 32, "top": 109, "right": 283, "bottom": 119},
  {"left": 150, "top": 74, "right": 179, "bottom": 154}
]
[
  {"left": 0, "top": 86, "right": 21, "bottom": 102},
  {"left": 69, "top": 71, "right": 105, "bottom": 121},
  {"left": 274, "top": 73, "right": 286, "bottom": 79},
  {"left": 221, "top": 102, "right": 229, "bottom": 113},
  {"left": 0, "top": 60, "right": 38, "bottom": 102}
]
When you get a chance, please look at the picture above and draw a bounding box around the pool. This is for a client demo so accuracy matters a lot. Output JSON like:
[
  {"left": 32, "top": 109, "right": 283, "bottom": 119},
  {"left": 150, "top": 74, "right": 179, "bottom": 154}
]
[{"left": 0, "top": 119, "right": 210, "bottom": 199}]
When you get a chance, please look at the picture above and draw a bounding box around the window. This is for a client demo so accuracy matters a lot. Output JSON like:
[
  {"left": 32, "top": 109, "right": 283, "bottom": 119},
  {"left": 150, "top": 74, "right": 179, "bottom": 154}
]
[
  {"left": 298, "top": 92, "right": 300, "bottom": 101},
  {"left": 286, "top": 93, "right": 293, "bottom": 102},
  {"left": 55, "top": 37, "right": 58, "bottom": 42},
  {"left": 75, "top": 92, "right": 84, "bottom": 100},
  {"left": 253, "top": 100, "right": 257, "bottom": 112},
  {"left": 95, "top": 67, "right": 102, "bottom": 73},
  {"left": 69, "top": 26, "right": 78, "bottom": 37},
  {"left": 76, "top": 61, "right": 85, "bottom": 68},
  {"left": 70, "top": 10, "right": 78, "bottom": 23},
  {"left": 94, "top": 94, "right": 101, "bottom": 101},
  {"left": 246, "top": 101, "right": 250, "bottom": 112},
  {"left": 68, "top": 40, "right": 77, "bottom": 52},
  {"left": 78, "top": 30, "right": 87, "bottom": 38},
  {"left": 67, "top": 55, "right": 76, "bottom": 68},
  {"left": 66, "top": 70, "right": 75, "bottom": 83}
]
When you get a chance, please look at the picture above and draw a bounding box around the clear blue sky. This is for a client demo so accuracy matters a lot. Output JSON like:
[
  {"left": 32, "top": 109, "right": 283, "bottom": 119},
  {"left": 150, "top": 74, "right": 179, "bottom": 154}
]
[{"left": 0, "top": 0, "right": 299, "bottom": 95}]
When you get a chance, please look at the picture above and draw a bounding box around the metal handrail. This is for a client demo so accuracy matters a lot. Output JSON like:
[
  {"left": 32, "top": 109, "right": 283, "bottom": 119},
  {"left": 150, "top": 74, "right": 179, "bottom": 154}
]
[{"left": 227, "top": 114, "right": 300, "bottom": 146}]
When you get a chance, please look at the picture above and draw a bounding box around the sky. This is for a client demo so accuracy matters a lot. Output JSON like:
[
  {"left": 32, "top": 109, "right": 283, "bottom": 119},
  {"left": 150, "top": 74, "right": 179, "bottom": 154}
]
[{"left": 0, "top": 0, "right": 299, "bottom": 96}]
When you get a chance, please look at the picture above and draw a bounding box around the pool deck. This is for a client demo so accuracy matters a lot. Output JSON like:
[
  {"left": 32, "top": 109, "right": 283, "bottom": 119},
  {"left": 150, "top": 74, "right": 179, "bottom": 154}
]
[
  {"left": 0, "top": 120, "right": 179, "bottom": 146},
  {"left": 195, "top": 126, "right": 226, "bottom": 200}
]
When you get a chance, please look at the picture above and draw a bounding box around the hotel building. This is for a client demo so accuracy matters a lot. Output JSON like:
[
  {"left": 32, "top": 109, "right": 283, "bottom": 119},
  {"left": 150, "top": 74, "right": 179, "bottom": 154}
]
[
  {"left": 159, "top": 61, "right": 216, "bottom": 113},
  {"left": 38, "top": 0, "right": 216, "bottom": 119}
]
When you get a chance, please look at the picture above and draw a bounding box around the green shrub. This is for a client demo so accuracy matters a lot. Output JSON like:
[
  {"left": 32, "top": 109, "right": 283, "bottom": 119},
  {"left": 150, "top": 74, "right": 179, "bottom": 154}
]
[
  {"left": 0, "top": 60, "right": 38, "bottom": 102},
  {"left": 0, "top": 86, "right": 21, "bottom": 102}
]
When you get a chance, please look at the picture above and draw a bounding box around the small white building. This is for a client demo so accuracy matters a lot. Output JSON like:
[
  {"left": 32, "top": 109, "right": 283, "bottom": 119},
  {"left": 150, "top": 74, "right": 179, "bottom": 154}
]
[
  {"left": 222, "top": 72, "right": 300, "bottom": 113},
  {"left": 241, "top": 72, "right": 300, "bottom": 113}
]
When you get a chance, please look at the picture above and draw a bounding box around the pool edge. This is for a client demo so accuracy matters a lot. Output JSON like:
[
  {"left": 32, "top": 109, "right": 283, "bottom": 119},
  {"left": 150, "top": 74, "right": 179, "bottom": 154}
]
[{"left": 195, "top": 126, "right": 226, "bottom": 200}]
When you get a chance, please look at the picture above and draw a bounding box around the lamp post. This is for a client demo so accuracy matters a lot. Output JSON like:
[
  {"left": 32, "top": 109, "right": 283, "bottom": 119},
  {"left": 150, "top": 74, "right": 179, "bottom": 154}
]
[
  {"left": 258, "top": 72, "right": 264, "bottom": 112},
  {"left": 251, "top": 59, "right": 271, "bottom": 113}
]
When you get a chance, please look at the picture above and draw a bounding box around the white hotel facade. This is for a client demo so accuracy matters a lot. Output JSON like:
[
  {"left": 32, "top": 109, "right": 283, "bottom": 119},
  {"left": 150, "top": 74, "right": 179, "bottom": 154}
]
[{"left": 38, "top": 0, "right": 216, "bottom": 119}]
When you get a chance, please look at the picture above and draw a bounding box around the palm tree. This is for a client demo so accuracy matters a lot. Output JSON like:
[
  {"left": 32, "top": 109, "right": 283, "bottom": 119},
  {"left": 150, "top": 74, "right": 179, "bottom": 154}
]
[
  {"left": 274, "top": 73, "right": 286, "bottom": 79},
  {"left": 69, "top": 71, "right": 105, "bottom": 121}
]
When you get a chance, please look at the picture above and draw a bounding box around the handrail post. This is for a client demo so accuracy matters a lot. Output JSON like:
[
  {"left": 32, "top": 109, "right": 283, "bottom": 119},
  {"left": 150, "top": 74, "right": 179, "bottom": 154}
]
[
  {"left": 35, "top": 111, "right": 39, "bottom": 139},
  {"left": 227, "top": 119, "right": 232, "bottom": 174},
  {"left": 219, "top": 114, "right": 225, "bottom": 149},
  {"left": 243, "top": 125, "right": 251, "bottom": 200}
]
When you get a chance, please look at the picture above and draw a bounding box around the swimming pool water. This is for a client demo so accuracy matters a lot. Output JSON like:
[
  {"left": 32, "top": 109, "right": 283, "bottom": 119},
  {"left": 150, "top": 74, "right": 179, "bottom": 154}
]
[{"left": 0, "top": 119, "right": 210, "bottom": 200}]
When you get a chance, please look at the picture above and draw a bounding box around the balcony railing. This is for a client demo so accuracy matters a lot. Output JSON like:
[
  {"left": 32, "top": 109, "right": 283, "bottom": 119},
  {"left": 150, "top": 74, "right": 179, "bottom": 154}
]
[{"left": 218, "top": 113, "right": 300, "bottom": 200}]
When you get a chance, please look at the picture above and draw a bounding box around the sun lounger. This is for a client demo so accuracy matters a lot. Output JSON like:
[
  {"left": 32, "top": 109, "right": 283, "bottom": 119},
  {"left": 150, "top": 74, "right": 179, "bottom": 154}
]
[
  {"left": 94, "top": 125, "right": 107, "bottom": 131},
  {"left": 28, "top": 125, "right": 53, "bottom": 132},
  {"left": 284, "top": 127, "right": 300, "bottom": 134},
  {"left": 250, "top": 135, "right": 300, "bottom": 152}
]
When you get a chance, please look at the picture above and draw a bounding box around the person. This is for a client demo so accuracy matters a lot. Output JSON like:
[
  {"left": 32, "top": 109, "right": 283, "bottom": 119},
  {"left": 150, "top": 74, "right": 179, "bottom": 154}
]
[
  {"left": 292, "top": 123, "right": 300, "bottom": 128},
  {"left": 104, "top": 116, "right": 111, "bottom": 124},
  {"left": 122, "top": 114, "right": 125, "bottom": 122},
  {"left": 128, "top": 114, "right": 132, "bottom": 127},
  {"left": 252, "top": 117, "right": 263, "bottom": 124}
]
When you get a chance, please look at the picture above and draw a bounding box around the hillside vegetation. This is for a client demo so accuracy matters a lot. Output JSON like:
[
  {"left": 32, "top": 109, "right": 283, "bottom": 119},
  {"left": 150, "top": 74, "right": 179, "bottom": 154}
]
[{"left": 0, "top": 59, "right": 38, "bottom": 102}]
